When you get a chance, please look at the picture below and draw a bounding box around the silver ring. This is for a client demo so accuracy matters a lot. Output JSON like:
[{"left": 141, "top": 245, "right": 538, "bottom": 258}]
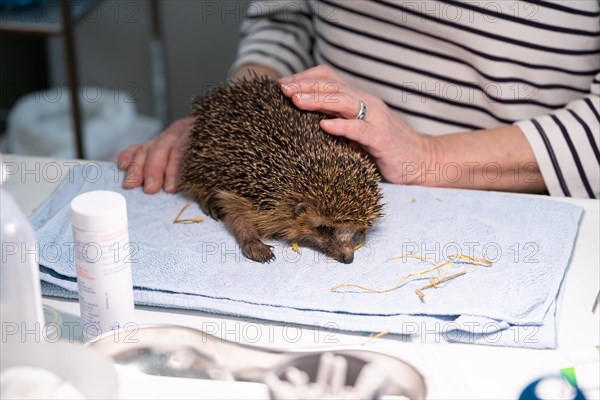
[{"left": 355, "top": 100, "right": 367, "bottom": 120}]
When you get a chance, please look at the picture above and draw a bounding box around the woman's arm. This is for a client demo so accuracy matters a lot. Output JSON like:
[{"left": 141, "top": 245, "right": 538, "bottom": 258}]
[
  {"left": 280, "top": 65, "right": 599, "bottom": 196},
  {"left": 426, "top": 125, "right": 545, "bottom": 193}
]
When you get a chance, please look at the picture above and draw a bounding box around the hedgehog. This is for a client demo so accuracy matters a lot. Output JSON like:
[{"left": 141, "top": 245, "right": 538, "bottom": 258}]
[{"left": 180, "top": 76, "right": 383, "bottom": 264}]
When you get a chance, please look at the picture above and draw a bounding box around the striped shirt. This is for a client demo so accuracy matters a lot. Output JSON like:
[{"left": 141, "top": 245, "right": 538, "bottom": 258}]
[{"left": 231, "top": 0, "right": 600, "bottom": 198}]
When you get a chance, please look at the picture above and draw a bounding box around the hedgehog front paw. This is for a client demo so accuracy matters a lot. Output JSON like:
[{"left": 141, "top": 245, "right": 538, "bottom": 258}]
[{"left": 243, "top": 242, "right": 275, "bottom": 263}]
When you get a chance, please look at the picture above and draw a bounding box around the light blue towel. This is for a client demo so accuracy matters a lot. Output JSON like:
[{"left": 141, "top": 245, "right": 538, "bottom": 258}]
[{"left": 31, "top": 162, "right": 582, "bottom": 348}]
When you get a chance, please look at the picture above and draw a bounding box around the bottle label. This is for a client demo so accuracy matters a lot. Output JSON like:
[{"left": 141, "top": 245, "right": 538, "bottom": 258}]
[{"left": 73, "top": 224, "right": 135, "bottom": 340}]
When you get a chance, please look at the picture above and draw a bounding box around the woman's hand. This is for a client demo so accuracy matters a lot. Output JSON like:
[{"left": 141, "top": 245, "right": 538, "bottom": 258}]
[
  {"left": 279, "top": 65, "right": 544, "bottom": 193},
  {"left": 118, "top": 116, "right": 194, "bottom": 194},
  {"left": 117, "top": 64, "right": 281, "bottom": 194},
  {"left": 278, "top": 65, "right": 436, "bottom": 184}
]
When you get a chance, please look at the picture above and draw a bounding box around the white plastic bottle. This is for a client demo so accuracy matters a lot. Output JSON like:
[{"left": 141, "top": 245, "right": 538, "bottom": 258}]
[
  {"left": 70, "top": 190, "right": 135, "bottom": 341},
  {"left": 0, "top": 187, "right": 45, "bottom": 341}
]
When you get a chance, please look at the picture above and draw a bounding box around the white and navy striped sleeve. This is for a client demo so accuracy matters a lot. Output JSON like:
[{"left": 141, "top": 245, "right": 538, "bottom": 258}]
[
  {"left": 229, "top": 0, "right": 316, "bottom": 77},
  {"left": 230, "top": 0, "right": 600, "bottom": 198},
  {"left": 516, "top": 74, "right": 600, "bottom": 198}
]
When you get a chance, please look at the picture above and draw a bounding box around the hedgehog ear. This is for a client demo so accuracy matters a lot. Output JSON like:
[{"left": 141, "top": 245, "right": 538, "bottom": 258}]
[{"left": 293, "top": 202, "right": 309, "bottom": 219}]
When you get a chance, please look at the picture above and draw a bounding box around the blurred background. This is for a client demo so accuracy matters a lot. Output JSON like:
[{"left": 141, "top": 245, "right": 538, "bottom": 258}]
[{"left": 0, "top": 0, "right": 246, "bottom": 160}]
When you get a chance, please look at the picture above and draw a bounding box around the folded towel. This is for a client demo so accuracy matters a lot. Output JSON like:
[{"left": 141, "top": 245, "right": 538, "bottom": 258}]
[{"left": 31, "top": 163, "right": 582, "bottom": 348}]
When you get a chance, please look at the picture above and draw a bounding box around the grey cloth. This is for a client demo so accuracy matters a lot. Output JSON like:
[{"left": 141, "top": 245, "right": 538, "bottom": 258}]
[{"left": 32, "top": 163, "right": 582, "bottom": 348}]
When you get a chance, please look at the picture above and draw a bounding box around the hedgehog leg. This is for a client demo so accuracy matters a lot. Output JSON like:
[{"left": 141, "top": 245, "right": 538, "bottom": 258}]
[
  {"left": 202, "top": 193, "right": 222, "bottom": 220},
  {"left": 183, "top": 184, "right": 221, "bottom": 219},
  {"left": 214, "top": 190, "right": 275, "bottom": 263}
]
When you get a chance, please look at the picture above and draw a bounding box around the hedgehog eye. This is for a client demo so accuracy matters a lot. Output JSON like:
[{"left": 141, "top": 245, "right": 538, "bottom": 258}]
[{"left": 353, "top": 229, "right": 367, "bottom": 244}]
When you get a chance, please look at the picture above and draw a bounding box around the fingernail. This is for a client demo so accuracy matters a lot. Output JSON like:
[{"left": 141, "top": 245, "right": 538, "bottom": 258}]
[
  {"left": 165, "top": 178, "right": 176, "bottom": 192},
  {"left": 279, "top": 76, "right": 291, "bottom": 83},
  {"left": 144, "top": 177, "right": 155, "bottom": 191},
  {"left": 321, "top": 120, "right": 330, "bottom": 127},
  {"left": 294, "top": 93, "right": 308, "bottom": 101},
  {"left": 123, "top": 168, "right": 135, "bottom": 184}
]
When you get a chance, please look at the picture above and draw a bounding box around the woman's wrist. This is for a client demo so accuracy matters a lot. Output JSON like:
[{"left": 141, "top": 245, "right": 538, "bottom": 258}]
[
  {"left": 385, "top": 131, "right": 442, "bottom": 186},
  {"left": 415, "top": 125, "right": 546, "bottom": 193}
]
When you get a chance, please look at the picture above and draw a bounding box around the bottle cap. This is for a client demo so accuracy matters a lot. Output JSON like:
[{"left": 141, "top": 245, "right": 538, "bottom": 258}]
[{"left": 70, "top": 190, "right": 128, "bottom": 232}]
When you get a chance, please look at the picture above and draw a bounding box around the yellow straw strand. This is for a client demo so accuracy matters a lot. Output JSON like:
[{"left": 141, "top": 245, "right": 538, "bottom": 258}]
[
  {"left": 173, "top": 203, "right": 189, "bottom": 222},
  {"left": 448, "top": 253, "right": 492, "bottom": 266},
  {"left": 361, "top": 331, "right": 389, "bottom": 346},
  {"left": 291, "top": 242, "right": 302, "bottom": 255},
  {"left": 330, "top": 260, "right": 452, "bottom": 293},
  {"left": 416, "top": 270, "right": 467, "bottom": 300},
  {"left": 173, "top": 203, "right": 204, "bottom": 224},
  {"left": 387, "top": 253, "right": 435, "bottom": 263},
  {"left": 354, "top": 231, "right": 367, "bottom": 251},
  {"left": 331, "top": 253, "right": 493, "bottom": 298}
]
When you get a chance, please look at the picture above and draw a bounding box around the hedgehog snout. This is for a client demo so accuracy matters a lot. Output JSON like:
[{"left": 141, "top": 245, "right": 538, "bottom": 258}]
[
  {"left": 321, "top": 227, "right": 363, "bottom": 264},
  {"left": 327, "top": 244, "right": 355, "bottom": 264},
  {"left": 339, "top": 251, "right": 354, "bottom": 264}
]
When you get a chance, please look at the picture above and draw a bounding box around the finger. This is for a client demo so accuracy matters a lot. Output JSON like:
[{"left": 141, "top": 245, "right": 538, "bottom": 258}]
[
  {"left": 165, "top": 118, "right": 194, "bottom": 192},
  {"left": 290, "top": 90, "right": 364, "bottom": 120},
  {"left": 320, "top": 118, "right": 373, "bottom": 147},
  {"left": 280, "top": 79, "right": 345, "bottom": 104},
  {"left": 164, "top": 142, "right": 183, "bottom": 192},
  {"left": 279, "top": 65, "right": 342, "bottom": 84},
  {"left": 142, "top": 134, "right": 177, "bottom": 194},
  {"left": 117, "top": 144, "right": 141, "bottom": 170},
  {"left": 123, "top": 146, "right": 147, "bottom": 189}
]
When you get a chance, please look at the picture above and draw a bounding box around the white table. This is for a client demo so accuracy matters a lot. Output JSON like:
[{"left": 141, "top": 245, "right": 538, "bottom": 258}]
[{"left": 2, "top": 153, "right": 599, "bottom": 399}]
